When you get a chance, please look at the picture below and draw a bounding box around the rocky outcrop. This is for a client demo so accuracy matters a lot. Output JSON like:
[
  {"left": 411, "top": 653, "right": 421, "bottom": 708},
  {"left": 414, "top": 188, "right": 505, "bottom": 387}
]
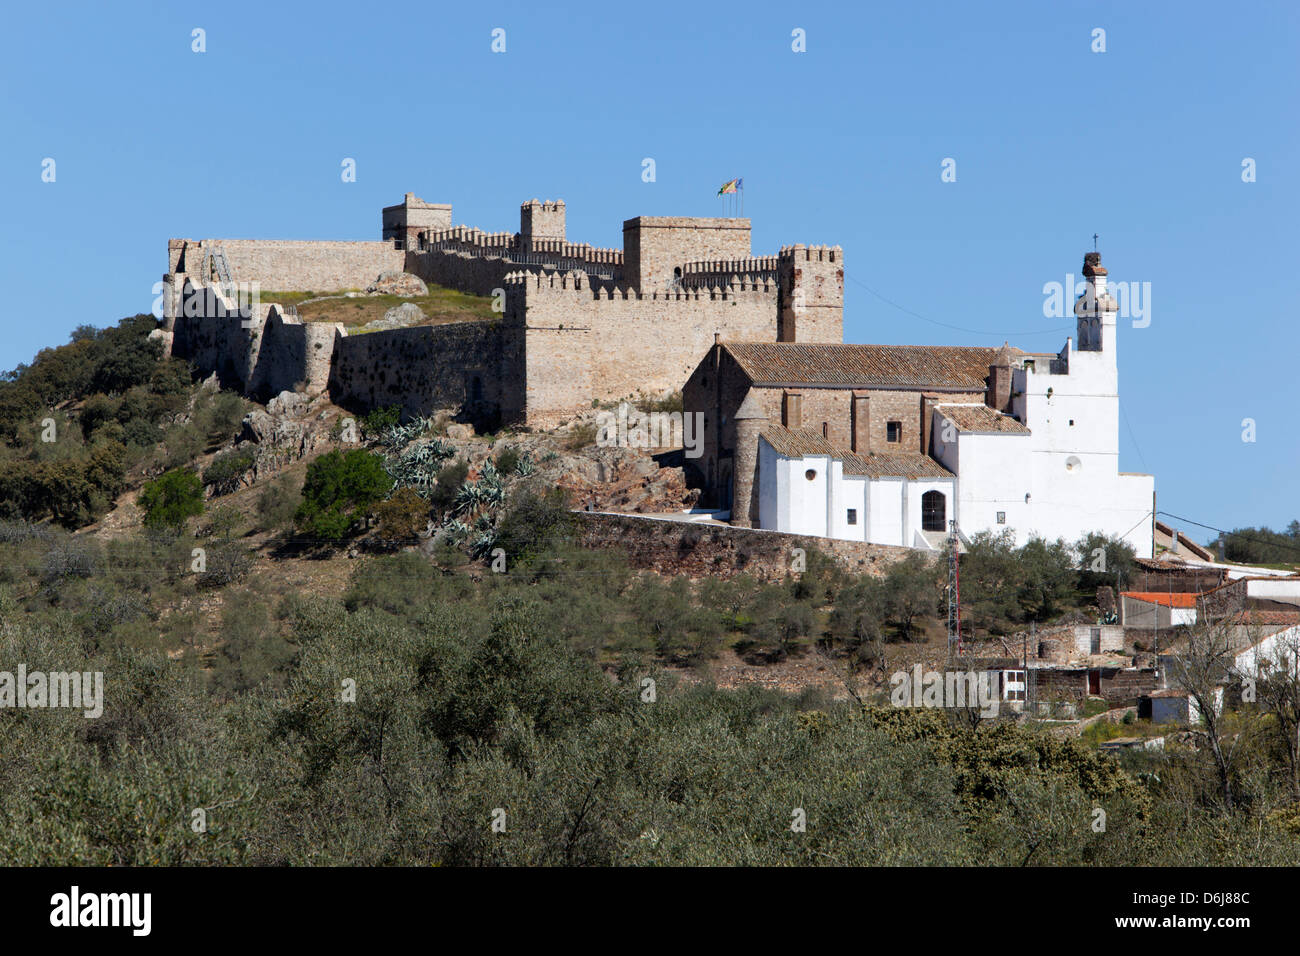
[{"left": 365, "top": 271, "right": 428, "bottom": 297}]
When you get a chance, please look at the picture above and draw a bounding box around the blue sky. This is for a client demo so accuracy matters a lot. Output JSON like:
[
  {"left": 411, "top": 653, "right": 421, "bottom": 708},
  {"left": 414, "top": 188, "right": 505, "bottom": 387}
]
[{"left": 2, "top": 0, "right": 1296, "bottom": 538}]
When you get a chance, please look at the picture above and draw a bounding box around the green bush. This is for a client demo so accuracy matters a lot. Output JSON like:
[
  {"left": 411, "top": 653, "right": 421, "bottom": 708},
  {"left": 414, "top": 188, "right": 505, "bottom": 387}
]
[
  {"left": 203, "top": 447, "right": 256, "bottom": 496},
  {"left": 361, "top": 405, "right": 401, "bottom": 439},
  {"left": 294, "top": 449, "right": 393, "bottom": 543},
  {"left": 429, "top": 459, "right": 469, "bottom": 515},
  {"left": 494, "top": 446, "right": 521, "bottom": 475},
  {"left": 139, "top": 467, "right": 205, "bottom": 529}
]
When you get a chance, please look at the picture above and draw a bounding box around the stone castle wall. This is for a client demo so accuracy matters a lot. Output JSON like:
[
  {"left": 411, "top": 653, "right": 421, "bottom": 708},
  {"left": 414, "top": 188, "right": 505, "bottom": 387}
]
[
  {"left": 507, "top": 271, "right": 784, "bottom": 426},
  {"left": 167, "top": 281, "right": 343, "bottom": 399},
  {"left": 574, "top": 511, "right": 915, "bottom": 580},
  {"left": 169, "top": 238, "right": 405, "bottom": 292},
  {"left": 329, "top": 320, "right": 516, "bottom": 422}
]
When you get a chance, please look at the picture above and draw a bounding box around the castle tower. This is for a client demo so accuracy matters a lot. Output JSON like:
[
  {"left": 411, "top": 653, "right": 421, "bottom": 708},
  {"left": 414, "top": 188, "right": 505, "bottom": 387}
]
[
  {"left": 778, "top": 245, "right": 844, "bottom": 343},
  {"left": 381, "top": 193, "right": 452, "bottom": 246},
  {"left": 731, "top": 388, "right": 768, "bottom": 528},
  {"left": 1074, "top": 251, "right": 1117, "bottom": 354},
  {"left": 520, "top": 199, "right": 566, "bottom": 250}
]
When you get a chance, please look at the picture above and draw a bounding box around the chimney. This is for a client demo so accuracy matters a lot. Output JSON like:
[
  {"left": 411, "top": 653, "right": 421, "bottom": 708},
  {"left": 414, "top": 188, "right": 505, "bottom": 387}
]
[
  {"left": 986, "top": 342, "right": 1013, "bottom": 412},
  {"left": 783, "top": 391, "right": 803, "bottom": 429},
  {"left": 851, "top": 392, "right": 870, "bottom": 453}
]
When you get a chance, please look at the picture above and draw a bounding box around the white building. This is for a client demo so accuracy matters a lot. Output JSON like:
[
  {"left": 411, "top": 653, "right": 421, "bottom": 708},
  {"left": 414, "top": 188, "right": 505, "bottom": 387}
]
[{"left": 746, "top": 252, "right": 1154, "bottom": 555}]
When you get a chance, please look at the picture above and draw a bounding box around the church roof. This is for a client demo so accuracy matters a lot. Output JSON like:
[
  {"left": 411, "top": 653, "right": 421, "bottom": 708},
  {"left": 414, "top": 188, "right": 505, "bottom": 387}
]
[
  {"left": 758, "top": 426, "right": 838, "bottom": 458},
  {"left": 843, "top": 451, "right": 955, "bottom": 479},
  {"left": 759, "top": 425, "right": 955, "bottom": 479},
  {"left": 935, "top": 403, "right": 1030, "bottom": 434},
  {"left": 725, "top": 343, "right": 1019, "bottom": 391}
]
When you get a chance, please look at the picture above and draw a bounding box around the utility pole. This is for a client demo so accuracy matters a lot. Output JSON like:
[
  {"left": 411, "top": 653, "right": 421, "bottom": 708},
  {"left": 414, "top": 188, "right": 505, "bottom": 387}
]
[{"left": 947, "top": 519, "right": 962, "bottom": 666}]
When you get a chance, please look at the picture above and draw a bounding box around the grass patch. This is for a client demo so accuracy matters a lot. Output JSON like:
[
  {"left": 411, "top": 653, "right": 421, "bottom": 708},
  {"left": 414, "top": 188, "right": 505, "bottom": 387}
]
[{"left": 259, "top": 284, "right": 496, "bottom": 329}]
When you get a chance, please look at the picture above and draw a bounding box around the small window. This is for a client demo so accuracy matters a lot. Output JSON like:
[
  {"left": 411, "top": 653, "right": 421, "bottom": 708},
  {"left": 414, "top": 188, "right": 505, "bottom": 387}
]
[
  {"left": 1069, "top": 419, "right": 1075, "bottom": 426},
  {"left": 846, "top": 509, "right": 857, "bottom": 525},
  {"left": 1024, "top": 360, "right": 1035, "bottom": 372},
  {"left": 886, "top": 421, "right": 902, "bottom": 443},
  {"left": 1003, "top": 670, "right": 1026, "bottom": 702},
  {"left": 996, "top": 511, "right": 1006, "bottom": 524},
  {"left": 805, "top": 469, "right": 817, "bottom": 481}
]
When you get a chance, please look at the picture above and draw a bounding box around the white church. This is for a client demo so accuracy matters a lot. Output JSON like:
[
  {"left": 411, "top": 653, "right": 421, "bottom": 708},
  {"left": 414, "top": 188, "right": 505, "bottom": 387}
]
[{"left": 701, "top": 252, "right": 1155, "bottom": 558}]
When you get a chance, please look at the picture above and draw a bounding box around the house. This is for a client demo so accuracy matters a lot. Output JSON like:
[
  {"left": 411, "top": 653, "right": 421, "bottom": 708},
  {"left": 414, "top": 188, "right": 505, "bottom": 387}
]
[
  {"left": 685, "top": 251, "right": 1154, "bottom": 555},
  {"left": 1153, "top": 520, "right": 1215, "bottom": 561},
  {"left": 1143, "top": 689, "right": 1198, "bottom": 725},
  {"left": 1121, "top": 591, "right": 1199, "bottom": 628}
]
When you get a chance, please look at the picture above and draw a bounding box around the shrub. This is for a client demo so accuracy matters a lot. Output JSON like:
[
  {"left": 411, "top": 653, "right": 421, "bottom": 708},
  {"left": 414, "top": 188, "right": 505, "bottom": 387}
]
[
  {"left": 139, "top": 467, "right": 205, "bottom": 529},
  {"left": 375, "top": 487, "right": 430, "bottom": 544},
  {"left": 255, "top": 474, "right": 301, "bottom": 533},
  {"left": 429, "top": 459, "right": 469, "bottom": 515},
  {"left": 294, "top": 449, "right": 393, "bottom": 543},
  {"left": 563, "top": 421, "right": 597, "bottom": 451},
  {"left": 196, "top": 541, "right": 253, "bottom": 590},
  {"left": 361, "top": 405, "right": 401, "bottom": 439},
  {"left": 203, "top": 447, "right": 256, "bottom": 496},
  {"left": 494, "top": 486, "right": 573, "bottom": 566},
  {"left": 494, "top": 446, "right": 521, "bottom": 475}
]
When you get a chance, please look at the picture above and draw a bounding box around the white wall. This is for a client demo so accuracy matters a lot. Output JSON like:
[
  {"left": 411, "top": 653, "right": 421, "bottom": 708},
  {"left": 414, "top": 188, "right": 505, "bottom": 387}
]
[
  {"left": 1246, "top": 579, "right": 1300, "bottom": 607},
  {"left": 868, "top": 479, "right": 905, "bottom": 546}
]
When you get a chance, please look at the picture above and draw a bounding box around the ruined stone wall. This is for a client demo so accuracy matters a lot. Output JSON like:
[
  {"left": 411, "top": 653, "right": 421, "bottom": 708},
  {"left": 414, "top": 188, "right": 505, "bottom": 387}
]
[
  {"left": 573, "top": 512, "right": 915, "bottom": 580},
  {"left": 169, "top": 239, "right": 404, "bottom": 292},
  {"left": 168, "top": 280, "right": 342, "bottom": 399}
]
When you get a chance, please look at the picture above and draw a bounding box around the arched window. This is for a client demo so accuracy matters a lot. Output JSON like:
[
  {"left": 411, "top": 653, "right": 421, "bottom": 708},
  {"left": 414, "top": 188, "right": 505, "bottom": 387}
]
[{"left": 921, "top": 490, "right": 947, "bottom": 532}]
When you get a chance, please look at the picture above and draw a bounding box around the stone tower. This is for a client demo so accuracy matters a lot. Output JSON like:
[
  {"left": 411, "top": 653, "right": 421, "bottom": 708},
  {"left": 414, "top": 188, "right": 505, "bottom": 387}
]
[
  {"left": 520, "top": 199, "right": 566, "bottom": 249},
  {"left": 731, "top": 388, "right": 768, "bottom": 528},
  {"left": 778, "top": 244, "right": 844, "bottom": 343}
]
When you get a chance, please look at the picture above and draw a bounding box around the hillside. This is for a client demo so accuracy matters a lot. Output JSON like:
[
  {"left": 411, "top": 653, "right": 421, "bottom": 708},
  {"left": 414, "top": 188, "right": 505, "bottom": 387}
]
[{"left": 4, "top": 312, "right": 1300, "bottom": 866}]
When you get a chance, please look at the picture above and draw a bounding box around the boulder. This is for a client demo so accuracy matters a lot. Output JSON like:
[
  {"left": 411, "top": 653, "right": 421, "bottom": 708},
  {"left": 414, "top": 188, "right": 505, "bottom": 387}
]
[
  {"left": 366, "top": 271, "right": 428, "bottom": 297},
  {"left": 446, "top": 423, "right": 475, "bottom": 440},
  {"left": 267, "top": 390, "right": 309, "bottom": 419}
]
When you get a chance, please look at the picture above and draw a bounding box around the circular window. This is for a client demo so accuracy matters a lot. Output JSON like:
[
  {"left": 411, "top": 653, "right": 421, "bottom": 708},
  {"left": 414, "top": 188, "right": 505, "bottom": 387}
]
[
  {"left": 1065, "top": 456, "right": 1082, "bottom": 472},
  {"left": 805, "top": 469, "right": 817, "bottom": 481}
]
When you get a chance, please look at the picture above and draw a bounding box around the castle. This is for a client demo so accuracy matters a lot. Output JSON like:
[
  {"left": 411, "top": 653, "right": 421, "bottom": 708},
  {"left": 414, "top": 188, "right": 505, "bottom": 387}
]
[
  {"left": 161, "top": 194, "right": 843, "bottom": 428},
  {"left": 161, "top": 195, "right": 1153, "bottom": 555}
]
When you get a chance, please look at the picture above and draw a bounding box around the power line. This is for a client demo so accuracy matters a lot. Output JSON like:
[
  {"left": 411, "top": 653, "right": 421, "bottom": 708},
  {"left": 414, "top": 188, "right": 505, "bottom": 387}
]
[
  {"left": 844, "top": 271, "right": 1075, "bottom": 340},
  {"left": 1157, "top": 510, "right": 1300, "bottom": 559}
]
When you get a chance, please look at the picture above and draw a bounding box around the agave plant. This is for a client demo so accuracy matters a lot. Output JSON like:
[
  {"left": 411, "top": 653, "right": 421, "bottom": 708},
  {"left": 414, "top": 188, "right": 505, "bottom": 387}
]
[
  {"left": 514, "top": 453, "right": 535, "bottom": 477},
  {"left": 452, "top": 480, "right": 485, "bottom": 515},
  {"left": 469, "top": 529, "right": 498, "bottom": 561},
  {"left": 442, "top": 518, "right": 470, "bottom": 543}
]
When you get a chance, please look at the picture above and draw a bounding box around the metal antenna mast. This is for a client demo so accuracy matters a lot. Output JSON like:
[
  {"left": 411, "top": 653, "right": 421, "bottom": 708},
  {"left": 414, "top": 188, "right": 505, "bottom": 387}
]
[{"left": 947, "top": 519, "right": 962, "bottom": 664}]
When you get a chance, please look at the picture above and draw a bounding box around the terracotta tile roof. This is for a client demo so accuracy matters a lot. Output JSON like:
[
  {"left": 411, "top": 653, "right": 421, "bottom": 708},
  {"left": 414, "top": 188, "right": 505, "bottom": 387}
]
[
  {"left": 1122, "top": 591, "right": 1200, "bottom": 609},
  {"left": 725, "top": 342, "right": 1015, "bottom": 391},
  {"left": 758, "top": 426, "right": 838, "bottom": 458},
  {"left": 759, "top": 425, "right": 954, "bottom": 479},
  {"left": 935, "top": 403, "right": 1030, "bottom": 434},
  {"left": 842, "top": 451, "right": 955, "bottom": 479}
]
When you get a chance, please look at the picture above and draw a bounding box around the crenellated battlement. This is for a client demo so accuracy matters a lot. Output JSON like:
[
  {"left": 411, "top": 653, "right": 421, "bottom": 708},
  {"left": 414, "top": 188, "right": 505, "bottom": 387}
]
[{"left": 779, "top": 243, "right": 843, "bottom": 262}]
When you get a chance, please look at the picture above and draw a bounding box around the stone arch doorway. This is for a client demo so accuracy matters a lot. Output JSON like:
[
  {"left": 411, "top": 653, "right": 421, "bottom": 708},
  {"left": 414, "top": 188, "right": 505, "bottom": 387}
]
[{"left": 921, "top": 490, "right": 947, "bottom": 532}]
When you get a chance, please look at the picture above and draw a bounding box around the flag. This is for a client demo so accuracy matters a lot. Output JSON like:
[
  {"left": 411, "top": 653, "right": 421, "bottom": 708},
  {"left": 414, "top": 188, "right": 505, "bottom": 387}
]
[{"left": 717, "top": 178, "right": 741, "bottom": 195}]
